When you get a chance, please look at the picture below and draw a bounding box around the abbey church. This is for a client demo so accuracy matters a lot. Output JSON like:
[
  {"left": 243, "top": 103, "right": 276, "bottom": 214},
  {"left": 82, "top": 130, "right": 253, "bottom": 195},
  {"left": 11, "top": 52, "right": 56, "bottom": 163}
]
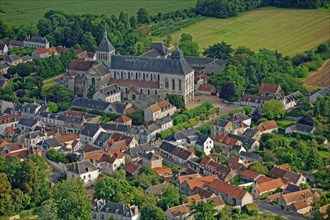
[{"left": 62, "top": 26, "right": 223, "bottom": 103}]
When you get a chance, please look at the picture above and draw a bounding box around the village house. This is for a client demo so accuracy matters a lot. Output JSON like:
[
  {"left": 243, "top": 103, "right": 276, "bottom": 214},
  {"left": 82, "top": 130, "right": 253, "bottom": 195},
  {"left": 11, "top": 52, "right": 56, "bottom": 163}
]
[
  {"left": 307, "top": 85, "right": 330, "bottom": 102},
  {"left": 145, "top": 182, "right": 170, "bottom": 196},
  {"left": 0, "top": 42, "right": 8, "bottom": 56},
  {"left": 92, "top": 199, "right": 141, "bottom": 220},
  {"left": 123, "top": 162, "right": 140, "bottom": 176},
  {"left": 184, "top": 56, "right": 226, "bottom": 75},
  {"left": 269, "top": 165, "right": 306, "bottom": 186},
  {"left": 251, "top": 178, "right": 287, "bottom": 198},
  {"left": 166, "top": 196, "right": 225, "bottom": 220},
  {"left": 142, "top": 152, "right": 163, "bottom": 169},
  {"left": 31, "top": 47, "right": 58, "bottom": 59},
  {"left": 23, "top": 131, "right": 48, "bottom": 148},
  {"left": 144, "top": 99, "right": 177, "bottom": 122},
  {"left": 211, "top": 117, "right": 249, "bottom": 137},
  {"left": 17, "top": 118, "right": 40, "bottom": 132},
  {"left": 285, "top": 123, "right": 316, "bottom": 136},
  {"left": 196, "top": 84, "right": 217, "bottom": 95},
  {"left": 159, "top": 141, "right": 196, "bottom": 165},
  {"left": 115, "top": 115, "right": 132, "bottom": 126},
  {"left": 259, "top": 83, "right": 285, "bottom": 99},
  {"left": 240, "top": 94, "right": 268, "bottom": 108},
  {"left": 257, "top": 120, "right": 279, "bottom": 134},
  {"left": 79, "top": 123, "right": 106, "bottom": 145},
  {"left": 23, "top": 36, "right": 49, "bottom": 48},
  {"left": 0, "top": 114, "right": 21, "bottom": 134},
  {"left": 12, "top": 102, "right": 48, "bottom": 119},
  {"left": 239, "top": 169, "right": 264, "bottom": 183},
  {"left": 71, "top": 98, "right": 127, "bottom": 114},
  {"left": 278, "top": 189, "right": 317, "bottom": 215},
  {"left": 92, "top": 84, "right": 121, "bottom": 103},
  {"left": 66, "top": 160, "right": 99, "bottom": 186},
  {"left": 179, "top": 175, "right": 219, "bottom": 196},
  {"left": 228, "top": 133, "right": 260, "bottom": 152},
  {"left": 0, "top": 61, "right": 10, "bottom": 73},
  {"left": 239, "top": 151, "right": 262, "bottom": 163},
  {"left": 208, "top": 179, "right": 254, "bottom": 208},
  {"left": 164, "top": 128, "right": 214, "bottom": 155}
]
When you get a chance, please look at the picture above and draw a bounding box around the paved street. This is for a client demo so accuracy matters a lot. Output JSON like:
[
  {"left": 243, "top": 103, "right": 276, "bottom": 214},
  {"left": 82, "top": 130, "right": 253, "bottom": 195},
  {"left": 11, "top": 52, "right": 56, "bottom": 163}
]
[{"left": 255, "top": 200, "right": 306, "bottom": 220}]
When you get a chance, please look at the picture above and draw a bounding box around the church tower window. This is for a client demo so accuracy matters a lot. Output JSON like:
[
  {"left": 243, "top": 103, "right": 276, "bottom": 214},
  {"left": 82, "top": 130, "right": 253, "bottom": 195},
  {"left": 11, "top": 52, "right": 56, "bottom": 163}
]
[
  {"left": 172, "top": 79, "right": 175, "bottom": 90},
  {"left": 165, "top": 79, "right": 169, "bottom": 89}
]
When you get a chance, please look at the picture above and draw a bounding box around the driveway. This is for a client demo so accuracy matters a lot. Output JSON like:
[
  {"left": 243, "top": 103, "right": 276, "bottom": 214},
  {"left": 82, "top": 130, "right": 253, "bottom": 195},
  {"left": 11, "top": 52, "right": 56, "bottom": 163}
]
[{"left": 255, "top": 200, "right": 306, "bottom": 220}]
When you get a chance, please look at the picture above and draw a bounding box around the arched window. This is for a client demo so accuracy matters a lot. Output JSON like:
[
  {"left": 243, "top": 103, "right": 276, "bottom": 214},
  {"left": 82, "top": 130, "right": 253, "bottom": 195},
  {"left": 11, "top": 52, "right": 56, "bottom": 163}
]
[
  {"left": 165, "top": 78, "right": 169, "bottom": 89},
  {"left": 91, "top": 77, "right": 96, "bottom": 86},
  {"left": 172, "top": 79, "right": 175, "bottom": 90}
]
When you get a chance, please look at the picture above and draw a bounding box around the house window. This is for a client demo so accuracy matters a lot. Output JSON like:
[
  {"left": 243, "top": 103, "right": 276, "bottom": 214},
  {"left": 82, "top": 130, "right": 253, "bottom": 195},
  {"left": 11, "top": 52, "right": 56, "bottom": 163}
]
[
  {"left": 91, "top": 77, "right": 96, "bottom": 86},
  {"left": 165, "top": 78, "right": 169, "bottom": 89}
]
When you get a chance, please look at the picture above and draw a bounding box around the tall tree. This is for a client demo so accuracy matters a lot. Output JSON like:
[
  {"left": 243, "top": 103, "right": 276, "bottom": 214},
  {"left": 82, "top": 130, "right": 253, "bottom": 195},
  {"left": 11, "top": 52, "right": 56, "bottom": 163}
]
[
  {"left": 53, "top": 179, "right": 91, "bottom": 220},
  {"left": 158, "top": 185, "right": 181, "bottom": 210},
  {"left": 37, "top": 199, "right": 59, "bottom": 220},
  {"left": 190, "top": 200, "right": 217, "bottom": 220},
  {"left": 179, "top": 33, "right": 199, "bottom": 57},
  {"left": 262, "top": 99, "right": 285, "bottom": 119},
  {"left": 203, "top": 41, "right": 233, "bottom": 60},
  {"left": 137, "top": 8, "right": 150, "bottom": 24},
  {"left": 0, "top": 173, "right": 13, "bottom": 216}
]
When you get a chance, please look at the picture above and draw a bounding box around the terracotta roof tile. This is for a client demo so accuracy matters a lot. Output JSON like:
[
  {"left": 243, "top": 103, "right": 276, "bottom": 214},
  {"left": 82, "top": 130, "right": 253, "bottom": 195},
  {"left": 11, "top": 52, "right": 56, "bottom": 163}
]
[
  {"left": 187, "top": 194, "right": 202, "bottom": 203},
  {"left": 198, "top": 84, "right": 215, "bottom": 92},
  {"left": 124, "top": 106, "right": 136, "bottom": 114},
  {"left": 116, "top": 115, "right": 132, "bottom": 123},
  {"left": 260, "top": 83, "right": 281, "bottom": 94},
  {"left": 0, "top": 114, "right": 21, "bottom": 125},
  {"left": 152, "top": 167, "right": 172, "bottom": 176},
  {"left": 228, "top": 157, "right": 243, "bottom": 170},
  {"left": 35, "top": 47, "right": 58, "bottom": 55},
  {"left": 56, "top": 134, "right": 78, "bottom": 143},
  {"left": 213, "top": 135, "right": 240, "bottom": 147},
  {"left": 6, "top": 126, "right": 15, "bottom": 133},
  {"left": 64, "top": 110, "right": 85, "bottom": 117},
  {"left": 258, "top": 120, "right": 279, "bottom": 132},
  {"left": 267, "top": 192, "right": 282, "bottom": 202},
  {"left": 123, "top": 162, "right": 139, "bottom": 175},
  {"left": 68, "top": 60, "right": 95, "bottom": 71},
  {"left": 275, "top": 163, "right": 290, "bottom": 170},
  {"left": 208, "top": 179, "right": 247, "bottom": 200},
  {"left": 270, "top": 166, "right": 287, "bottom": 178},
  {"left": 184, "top": 175, "right": 218, "bottom": 190},
  {"left": 178, "top": 173, "right": 202, "bottom": 185},
  {"left": 256, "top": 178, "right": 286, "bottom": 193},
  {"left": 239, "top": 169, "right": 260, "bottom": 180},
  {"left": 256, "top": 176, "right": 273, "bottom": 184},
  {"left": 282, "top": 189, "right": 313, "bottom": 205},
  {"left": 168, "top": 204, "right": 190, "bottom": 217},
  {"left": 294, "top": 201, "right": 309, "bottom": 210}
]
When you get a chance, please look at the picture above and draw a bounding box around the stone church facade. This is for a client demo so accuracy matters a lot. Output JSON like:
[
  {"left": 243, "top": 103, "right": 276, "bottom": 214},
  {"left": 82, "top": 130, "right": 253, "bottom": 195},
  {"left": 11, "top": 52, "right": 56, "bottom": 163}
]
[{"left": 62, "top": 26, "right": 194, "bottom": 103}]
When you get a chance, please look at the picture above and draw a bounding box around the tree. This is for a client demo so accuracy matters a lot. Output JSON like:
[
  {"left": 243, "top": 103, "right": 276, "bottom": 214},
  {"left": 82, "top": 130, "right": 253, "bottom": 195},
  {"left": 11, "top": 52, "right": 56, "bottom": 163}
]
[
  {"left": 11, "top": 189, "right": 24, "bottom": 213},
  {"left": 141, "top": 205, "right": 166, "bottom": 220},
  {"left": 190, "top": 200, "right": 217, "bottom": 220},
  {"left": 0, "top": 173, "right": 13, "bottom": 216},
  {"left": 158, "top": 185, "right": 181, "bottom": 210},
  {"left": 249, "top": 162, "right": 268, "bottom": 175},
  {"left": 128, "top": 109, "right": 144, "bottom": 125},
  {"left": 298, "top": 113, "right": 314, "bottom": 126},
  {"left": 137, "top": 8, "right": 150, "bottom": 24},
  {"left": 37, "top": 199, "right": 58, "bottom": 220},
  {"left": 219, "top": 82, "right": 237, "bottom": 101},
  {"left": 262, "top": 99, "right": 285, "bottom": 119},
  {"left": 203, "top": 41, "right": 233, "bottom": 60},
  {"left": 179, "top": 33, "right": 199, "bottom": 57},
  {"left": 166, "top": 94, "right": 185, "bottom": 110},
  {"left": 53, "top": 179, "right": 91, "bottom": 220},
  {"left": 48, "top": 101, "right": 59, "bottom": 113},
  {"left": 87, "top": 85, "right": 95, "bottom": 99}
]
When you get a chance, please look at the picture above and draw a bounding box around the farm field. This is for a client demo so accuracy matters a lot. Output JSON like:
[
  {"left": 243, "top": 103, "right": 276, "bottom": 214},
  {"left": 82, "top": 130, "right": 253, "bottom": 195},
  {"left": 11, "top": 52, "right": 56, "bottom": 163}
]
[
  {"left": 305, "top": 59, "right": 330, "bottom": 88},
  {"left": 165, "top": 8, "right": 330, "bottom": 56},
  {"left": 0, "top": 0, "right": 196, "bottom": 26}
]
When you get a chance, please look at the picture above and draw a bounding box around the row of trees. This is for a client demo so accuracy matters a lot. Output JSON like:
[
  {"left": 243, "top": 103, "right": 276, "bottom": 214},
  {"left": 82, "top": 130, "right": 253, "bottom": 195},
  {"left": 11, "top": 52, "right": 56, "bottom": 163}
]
[
  {"left": 207, "top": 41, "right": 330, "bottom": 101},
  {"left": 196, "top": 0, "right": 329, "bottom": 18}
]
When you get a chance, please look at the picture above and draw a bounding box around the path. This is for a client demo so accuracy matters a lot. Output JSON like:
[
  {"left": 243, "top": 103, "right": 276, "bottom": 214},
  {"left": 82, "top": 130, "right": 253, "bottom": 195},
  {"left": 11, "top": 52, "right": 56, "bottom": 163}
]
[{"left": 255, "top": 200, "right": 306, "bottom": 220}]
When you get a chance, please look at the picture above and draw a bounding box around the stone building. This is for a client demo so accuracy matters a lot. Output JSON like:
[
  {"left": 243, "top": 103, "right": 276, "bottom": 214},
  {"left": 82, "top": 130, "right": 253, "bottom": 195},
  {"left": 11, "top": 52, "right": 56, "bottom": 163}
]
[{"left": 62, "top": 25, "right": 194, "bottom": 103}]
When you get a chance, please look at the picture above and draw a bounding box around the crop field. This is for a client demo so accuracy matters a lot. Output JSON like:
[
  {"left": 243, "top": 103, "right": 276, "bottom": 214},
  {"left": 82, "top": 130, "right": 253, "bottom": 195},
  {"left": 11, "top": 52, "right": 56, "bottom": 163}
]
[
  {"left": 305, "top": 59, "right": 330, "bottom": 88},
  {"left": 0, "top": 0, "right": 196, "bottom": 26},
  {"left": 166, "top": 8, "right": 330, "bottom": 55}
]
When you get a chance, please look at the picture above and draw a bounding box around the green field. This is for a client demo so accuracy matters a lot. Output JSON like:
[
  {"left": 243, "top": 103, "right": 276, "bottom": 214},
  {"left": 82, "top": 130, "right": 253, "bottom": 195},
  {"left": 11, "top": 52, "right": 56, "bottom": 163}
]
[
  {"left": 165, "top": 8, "right": 330, "bottom": 55},
  {"left": 43, "top": 73, "right": 64, "bottom": 89},
  {"left": 0, "top": 0, "right": 196, "bottom": 26}
]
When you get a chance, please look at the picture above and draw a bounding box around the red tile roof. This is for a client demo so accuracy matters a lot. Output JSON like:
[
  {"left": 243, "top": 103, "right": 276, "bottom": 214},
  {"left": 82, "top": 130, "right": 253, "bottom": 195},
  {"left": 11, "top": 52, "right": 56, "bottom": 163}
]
[
  {"left": 208, "top": 179, "right": 247, "bottom": 200},
  {"left": 178, "top": 174, "right": 202, "bottom": 185},
  {"left": 259, "top": 83, "right": 281, "bottom": 94},
  {"left": 258, "top": 120, "right": 279, "bottom": 132},
  {"left": 198, "top": 84, "right": 215, "bottom": 92},
  {"left": 116, "top": 115, "right": 132, "bottom": 123},
  {"left": 0, "top": 114, "right": 21, "bottom": 125},
  {"left": 213, "top": 135, "right": 240, "bottom": 147},
  {"left": 294, "top": 201, "right": 309, "bottom": 210},
  {"left": 256, "top": 176, "right": 273, "bottom": 184},
  {"left": 269, "top": 166, "right": 287, "bottom": 178},
  {"left": 241, "top": 94, "right": 267, "bottom": 103},
  {"left": 56, "top": 134, "right": 78, "bottom": 143},
  {"left": 123, "top": 162, "right": 140, "bottom": 175},
  {"left": 68, "top": 60, "right": 95, "bottom": 71},
  {"left": 64, "top": 110, "right": 85, "bottom": 117},
  {"left": 282, "top": 189, "right": 313, "bottom": 205},
  {"left": 239, "top": 169, "right": 260, "bottom": 180},
  {"left": 275, "top": 163, "right": 290, "bottom": 170},
  {"left": 228, "top": 157, "right": 243, "bottom": 170},
  {"left": 152, "top": 167, "right": 172, "bottom": 176},
  {"left": 256, "top": 178, "right": 286, "bottom": 193},
  {"left": 183, "top": 175, "right": 218, "bottom": 190},
  {"left": 6, "top": 126, "right": 15, "bottom": 133},
  {"left": 34, "top": 47, "right": 58, "bottom": 55}
]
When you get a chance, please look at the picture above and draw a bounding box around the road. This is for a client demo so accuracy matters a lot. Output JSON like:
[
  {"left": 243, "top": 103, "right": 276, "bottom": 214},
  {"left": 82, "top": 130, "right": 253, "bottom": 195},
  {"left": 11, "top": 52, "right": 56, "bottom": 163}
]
[{"left": 255, "top": 200, "right": 306, "bottom": 220}]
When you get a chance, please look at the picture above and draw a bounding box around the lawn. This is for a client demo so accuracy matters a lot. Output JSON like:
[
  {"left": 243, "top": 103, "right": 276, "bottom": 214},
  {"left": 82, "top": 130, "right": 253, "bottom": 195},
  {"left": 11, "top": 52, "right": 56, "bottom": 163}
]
[
  {"left": 43, "top": 73, "right": 64, "bottom": 89},
  {"left": 164, "top": 7, "right": 330, "bottom": 56},
  {"left": 0, "top": 0, "right": 196, "bottom": 26},
  {"left": 276, "top": 120, "right": 295, "bottom": 128}
]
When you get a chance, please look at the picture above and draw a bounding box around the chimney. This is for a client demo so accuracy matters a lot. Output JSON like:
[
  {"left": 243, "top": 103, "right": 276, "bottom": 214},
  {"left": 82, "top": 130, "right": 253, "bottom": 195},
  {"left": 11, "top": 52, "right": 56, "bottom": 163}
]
[
  {"left": 134, "top": 206, "right": 139, "bottom": 215},
  {"left": 82, "top": 150, "right": 86, "bottom": 158}
]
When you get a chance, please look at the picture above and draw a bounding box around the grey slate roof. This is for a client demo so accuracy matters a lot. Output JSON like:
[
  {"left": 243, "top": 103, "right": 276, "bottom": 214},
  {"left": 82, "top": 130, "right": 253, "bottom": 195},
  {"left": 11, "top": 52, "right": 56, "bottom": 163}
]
[
  {"left": 213, "top": 119, "right": 229, "bottom": 127},
  {"left": 287, "top": 123, "right": 315, "bottom": 134},
  {"left": 185, "top": 56, "right": 226, "bottom": 67},
  {"left": 0, "top": 42, "right": 6, "bottom": 50},
  {"left": 110, "top": 53, "right": 193, "bottom": 75},
  {"left": 140, "top": 42, "right": 169, "bottom": 58},
  {"left": 24, "top": 36, "right": 49, "bottom": 44},
  {"left": 4, "top": 55, "right": 21, "bottom": 63},
  {"left": 81, "top": 123, "right": 100, "bottom": 137},
  {"left": 18, "top": 118, "right": 37, "bottom": 127},
  {"left": 243, "top": 128, "right": 259, "bottom": 138},
  {"left": 229, "top": 112, "right": 250, "bottom": 122},
  {"left": 97, "top": 28, "right": 115, "bottom": 52},
  {"left": 94, "top": 132, "right": 112, "bottom": 146},
  {"left": 164, "top": 128, "right": 198, "bottom": 141},
  {"left": 143, "top": 152, "right": 159, "bottom": 161},
  {"left": 307, "top": 86, "right": 330, "bottom": 102},
  {"left": 91, "top": 62, "right": 109, "bottom": 76},
  {"left": 0, "top": 77, "right": 7, "bottom": 88},
  {"left": 101, "top": 123, "right": 130, "bottom": 133},
  {"left": 37, "top": 138, "right": 61, "bottom": 150},
  {"left": 132, "top": 95, "right": 161, "bottom": 110},
  {"left": 97, "top": 84, "right": 120, "bottom": 96},
  {"left": 71, "top": 98, "right": 111, "bottom": 111},
  {"left": 71, "top": 160, "right": 98, "bottom": 174},
  {"left": 239, "top": 151, "right": 261, "bottom": 161},
  {"left": 97, "top": 201, "right": 136, "bottom": 217},
  {"left": 28, "top": 131, "right": 45, "bottom": 139},
  {"left": 228, "top": 133, "right": 256, "bottom": 149},
  {"left": 111, "top": 101, "right": 126, "bottom": 114}
]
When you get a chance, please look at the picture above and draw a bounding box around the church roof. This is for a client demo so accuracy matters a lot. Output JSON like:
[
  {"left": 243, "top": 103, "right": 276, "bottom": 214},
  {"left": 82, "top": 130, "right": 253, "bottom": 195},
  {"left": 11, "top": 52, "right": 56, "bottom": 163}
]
[
  {"left": 110, "top": 55, "right": 193, "bottom": 75},
  {"left": 97, "top": 24, "right": 115, "bottom": 52}
]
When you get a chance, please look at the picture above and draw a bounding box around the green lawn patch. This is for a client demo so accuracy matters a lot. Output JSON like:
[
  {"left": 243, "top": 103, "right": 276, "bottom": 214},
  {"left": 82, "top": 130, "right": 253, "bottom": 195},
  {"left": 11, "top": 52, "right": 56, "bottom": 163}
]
[
  {"left": 43, "top": 73, "right": 64, "bottom": 89},
  {"left": 276, "top": 120, "right": 295, "bottom": 128},
  {"left": 318, "top": 149, "right": 330, "bottom": 159},
  {"left": 0, "top": 0, "right": 197, "bottom": 26},
  {"left": 162, "top": 8, "right": 330, "bottom": 55}
]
